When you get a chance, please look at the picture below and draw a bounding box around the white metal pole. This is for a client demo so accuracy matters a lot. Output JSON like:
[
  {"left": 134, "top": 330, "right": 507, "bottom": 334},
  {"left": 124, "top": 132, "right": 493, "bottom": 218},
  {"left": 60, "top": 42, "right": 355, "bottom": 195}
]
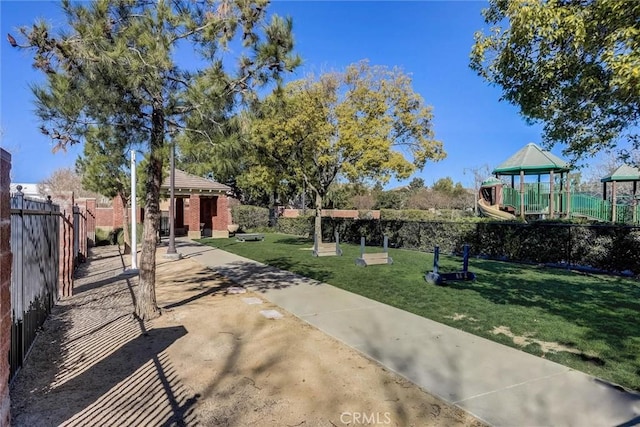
[{"left": 131, "top": 150, "right": 138, "bottom": 270}]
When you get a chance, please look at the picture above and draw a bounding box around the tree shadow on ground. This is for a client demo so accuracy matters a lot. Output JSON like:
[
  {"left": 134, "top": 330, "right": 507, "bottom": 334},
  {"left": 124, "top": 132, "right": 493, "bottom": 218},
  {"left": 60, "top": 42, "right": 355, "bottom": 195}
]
[
  {"left": 10, "top": 245, "right": 200, "bottom": 427},
  {"left": 171, "top": 274, "right": 478, "bottom": 427},
  {"left": 47, "top": 325, "right": 192, "bottom": 427},
  {"left": 72, "top": 272, "right": 132, "bottom": 294},
  {"left": 162, "top": 239, "right": 635, "bottom": 425},
  {"left": 264, "top": 257, "right": 333, "bottom": 284},
  {"left": 159, "top": 270, "right": 236, "bottom": 310},
  {"left": 447, "top": 258, "right": 640, "bottom": 387},
  {"left": 212, "top": 260, "right": 326, "bottom": 292}
]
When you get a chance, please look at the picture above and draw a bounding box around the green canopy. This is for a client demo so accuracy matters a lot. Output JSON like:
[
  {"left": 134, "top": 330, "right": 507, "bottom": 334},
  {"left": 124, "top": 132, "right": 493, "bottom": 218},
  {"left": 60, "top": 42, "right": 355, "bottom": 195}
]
[
  {"left": 493, "top": 143, "right": 570, "bottom": 176},
  {"left": 481, "top": 177, "right": 502, "bottom": 187},
  {"left": 600, "top": 165, "right": 640, "bottom": 183}
]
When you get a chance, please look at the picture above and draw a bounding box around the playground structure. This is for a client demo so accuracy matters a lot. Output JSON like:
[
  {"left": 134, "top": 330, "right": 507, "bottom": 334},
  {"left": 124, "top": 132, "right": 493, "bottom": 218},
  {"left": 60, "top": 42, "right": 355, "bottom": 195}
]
[
  {"left": 425, "top": 245, "right": 476, "bottom": 285},
  {"left": 313, "top": 231, "right": 343, "bottom": 257},
  {"left": 478, "top": 143, "right": 640, "bottom": 223},
  {"left": 478, "top": 178, "right": 517, "bottom": 220},
  {"left": 355, "top": 236, "right": 393, "bottom": 266}
]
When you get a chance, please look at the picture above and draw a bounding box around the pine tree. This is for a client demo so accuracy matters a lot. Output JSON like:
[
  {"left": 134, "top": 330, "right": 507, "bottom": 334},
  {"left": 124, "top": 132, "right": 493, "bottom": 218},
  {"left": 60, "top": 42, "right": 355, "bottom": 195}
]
[
  {"left": 12, "top": 0, "right": 299, "bottom": 320},
  {"left": 76, "top": 125, "right": 134, "bottom": 253}
]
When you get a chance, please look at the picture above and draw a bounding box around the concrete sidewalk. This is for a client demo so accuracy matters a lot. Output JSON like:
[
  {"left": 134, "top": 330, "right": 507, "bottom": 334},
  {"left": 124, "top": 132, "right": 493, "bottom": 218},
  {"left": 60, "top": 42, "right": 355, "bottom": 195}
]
[{"left": 173, "top": 238, "right": 640, "bottom": 427}]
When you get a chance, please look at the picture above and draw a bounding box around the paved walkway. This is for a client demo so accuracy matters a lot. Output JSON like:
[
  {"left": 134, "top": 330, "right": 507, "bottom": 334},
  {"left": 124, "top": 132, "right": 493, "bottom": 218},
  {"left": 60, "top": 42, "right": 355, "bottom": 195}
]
[{"left": 174, "top": 238, "right": 640, "bottom": 427}]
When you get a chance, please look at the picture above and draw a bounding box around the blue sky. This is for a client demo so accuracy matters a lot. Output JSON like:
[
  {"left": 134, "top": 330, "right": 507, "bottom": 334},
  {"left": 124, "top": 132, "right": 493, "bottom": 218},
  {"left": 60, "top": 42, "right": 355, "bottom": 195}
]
[{"left": 1, "top": 0, "right": 566, "bottom": 188}]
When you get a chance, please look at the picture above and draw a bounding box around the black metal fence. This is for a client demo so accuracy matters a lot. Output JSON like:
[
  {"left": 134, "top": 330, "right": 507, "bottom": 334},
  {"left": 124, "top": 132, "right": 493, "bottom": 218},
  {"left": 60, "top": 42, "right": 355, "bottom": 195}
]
[
  {"left": 9, "top": 191, "right": 60, "bottom": 382},
  {"left": 278, "top": 216, "right": 640, "bottom": 275}
]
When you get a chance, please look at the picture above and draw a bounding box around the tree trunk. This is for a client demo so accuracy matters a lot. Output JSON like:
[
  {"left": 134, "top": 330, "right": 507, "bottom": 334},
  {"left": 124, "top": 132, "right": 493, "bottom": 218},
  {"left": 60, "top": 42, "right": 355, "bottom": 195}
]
[
  {"left": 269, "top": 189, "right": 277, "bottom": 227},
  {"left": 119, "top": 192, "right": 132, "bottom": 255},
  {"left": 314, "top": 191, "right": 323, "bottom": 244},
  {"left": 136, "top": 105, "right": 163, "bottom": 321}
]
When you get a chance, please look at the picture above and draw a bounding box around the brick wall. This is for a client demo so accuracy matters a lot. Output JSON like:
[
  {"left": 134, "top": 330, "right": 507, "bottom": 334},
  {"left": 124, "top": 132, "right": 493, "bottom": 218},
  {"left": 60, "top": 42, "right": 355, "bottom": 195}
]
[
  {"left": 95, "top": 208, "right": 114, "bottom": 229},
  {"left": 188, "top": 194, "right": 201, "bottom": 239},
  {"left": 212, "top": 195, "right": 231, "bottom": 231},
  {"left": 94, "top": 200, "right": 142, "bottom": 230},
  {"left": 112, "top": 195, "right": 124, "bottom": 228},
  {"left": 183, "top": 207, "right": 190, "bottom": 231},
  {"left": 0, "top": 149, "right": 12, "bottom": 426}
]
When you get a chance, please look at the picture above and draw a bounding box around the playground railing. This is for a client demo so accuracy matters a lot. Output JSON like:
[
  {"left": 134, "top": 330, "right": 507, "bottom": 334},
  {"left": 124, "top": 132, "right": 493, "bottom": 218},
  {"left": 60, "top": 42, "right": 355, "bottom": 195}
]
[
  {"left": 496, "top": 187, "right": 639, "bottom": 223},
  {"left": 570, "top": 193, "right": 611, "bottom": 221},
  {"left": 523, "top": 186, "right": 549, "bottom": 213},
  {"left": 503, "top": 186, "right": 519, "bottom": 209},
  {"left": 556, "top": 191, "right": 571, "bottom": 216},
  {"left": 503, "top": 183, "right": 565, "bottom": 215}
]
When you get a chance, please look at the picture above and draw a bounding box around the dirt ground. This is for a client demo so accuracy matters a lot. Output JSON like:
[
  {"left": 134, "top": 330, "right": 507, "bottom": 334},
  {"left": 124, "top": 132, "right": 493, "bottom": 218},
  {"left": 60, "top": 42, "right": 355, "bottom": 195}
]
[{"left": 10, "top": 245, "right": 484, "bottom": 427}]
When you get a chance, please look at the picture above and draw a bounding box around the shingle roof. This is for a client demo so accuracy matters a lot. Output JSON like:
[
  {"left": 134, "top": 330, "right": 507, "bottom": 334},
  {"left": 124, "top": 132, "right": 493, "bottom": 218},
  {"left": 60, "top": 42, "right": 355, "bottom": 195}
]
[
  {"left": 493, "top": 143, "right": 571, "bottom": 175},
  {"left": 161, "top": 169, "right": 231, "bottom": 195},
  {"left": 600, "top": 164, "right": 640, "bottom": 183}
]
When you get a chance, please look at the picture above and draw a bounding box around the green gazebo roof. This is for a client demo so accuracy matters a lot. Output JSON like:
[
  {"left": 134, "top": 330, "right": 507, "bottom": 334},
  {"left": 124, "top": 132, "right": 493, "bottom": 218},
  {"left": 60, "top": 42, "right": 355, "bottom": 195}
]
[
  {"left": 481, "top": 177, "right": 503, "bottom": 187},
  {"left": 493, "top": 143, "right": 571, "bottom": 176},
  {"left": 600, "top": 165, "right": 640, "bottom": 183}
]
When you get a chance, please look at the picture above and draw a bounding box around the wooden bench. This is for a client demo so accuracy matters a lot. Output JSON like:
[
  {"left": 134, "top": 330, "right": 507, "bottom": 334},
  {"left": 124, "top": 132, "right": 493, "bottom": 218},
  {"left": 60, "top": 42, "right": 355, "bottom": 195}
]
[
  {"left": 312, "top": 231, "right": 343, "bottom": 257},
  {"left": 236, "top": 233, "right": 264, "bottom": 242},
  {"left": 359, "top": 252, "right": 392, "bottom": 265},
  {"left": 355, "top": 236, "right": 393, "bottom": 266}
]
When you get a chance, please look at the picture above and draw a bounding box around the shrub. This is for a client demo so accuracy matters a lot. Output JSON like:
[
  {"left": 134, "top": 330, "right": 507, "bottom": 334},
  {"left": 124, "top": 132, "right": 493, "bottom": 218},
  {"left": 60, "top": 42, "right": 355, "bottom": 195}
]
[
  {"left": 273, "top": 215, "right": 640, "bottom": 274},
  {"left": 95, "top": 227, "right": 112, "bottom": 246},
  {"left": 232, "top": 205, "right": 269, "bottom": 231},
  {"left": 380, "top": 209, "right": 478, "bottom": 222},
  {"left": 277, "top": 216, "right": 314, "bottom": 236},
  {"left": 381, "top": 209, "right": 439, "bottom": 221},
  {"left": 113, "top": 225, "right": 144, "bottom": 246},
  {"left": 617, "top": 230, "right": 640, "bottom": 273},
  {"left": 358, "top": 210, "right": 376, "bottom": 220},
  {"left": 583, "top": 235, "right": 614, "bottom": 269},
  {"left": 95, "top": 225, "right": 143, "bottom": 246}
]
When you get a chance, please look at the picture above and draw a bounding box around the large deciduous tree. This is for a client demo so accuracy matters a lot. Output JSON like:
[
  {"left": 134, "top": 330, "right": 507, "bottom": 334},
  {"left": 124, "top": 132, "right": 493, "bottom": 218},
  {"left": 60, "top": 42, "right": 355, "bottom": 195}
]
[
  {"left": 38, "top": 167, "right": 101, "bottom": 199},
  {"left": 237, "top": 109, "right": 304, "bottom": 217},
  {"left": 470, "top": 0, "right": 640, "bottom": 161},
  {"left": 12, "top": 0, "right": 299, "bottom": 320},
  {"left": 251, "top": 61, "right": 445, "bottom": 240}
]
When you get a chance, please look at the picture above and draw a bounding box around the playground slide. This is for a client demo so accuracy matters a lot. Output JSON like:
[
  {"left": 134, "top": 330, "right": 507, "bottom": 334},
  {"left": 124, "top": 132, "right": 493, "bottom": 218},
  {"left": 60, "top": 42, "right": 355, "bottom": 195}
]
[{"left": 478, "top": 197, "right": 517, "bottom": 220}]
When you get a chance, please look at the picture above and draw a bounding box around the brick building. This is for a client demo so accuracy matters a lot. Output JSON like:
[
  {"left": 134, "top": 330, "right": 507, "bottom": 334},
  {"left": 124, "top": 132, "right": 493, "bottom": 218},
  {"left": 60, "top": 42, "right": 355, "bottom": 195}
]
[{"left": 160, "top": 169, "right": 233, "bottom": 239}]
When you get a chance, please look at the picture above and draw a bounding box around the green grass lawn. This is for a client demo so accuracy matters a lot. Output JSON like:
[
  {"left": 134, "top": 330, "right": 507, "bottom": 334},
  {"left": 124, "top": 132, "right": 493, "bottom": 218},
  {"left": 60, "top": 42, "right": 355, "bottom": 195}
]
[{"left": 199, "top": 233, "right": 640, "bottom": 391}]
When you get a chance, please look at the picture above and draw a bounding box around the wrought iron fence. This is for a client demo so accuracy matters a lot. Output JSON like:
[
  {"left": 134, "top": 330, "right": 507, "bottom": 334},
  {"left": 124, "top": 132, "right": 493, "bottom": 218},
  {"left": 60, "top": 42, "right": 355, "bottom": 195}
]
[
  {"left": 9, "top": 190, "right": 60, "bottom": 382},
  {"left": 312, "top": 217, "right": 640, "bottom": 274}
]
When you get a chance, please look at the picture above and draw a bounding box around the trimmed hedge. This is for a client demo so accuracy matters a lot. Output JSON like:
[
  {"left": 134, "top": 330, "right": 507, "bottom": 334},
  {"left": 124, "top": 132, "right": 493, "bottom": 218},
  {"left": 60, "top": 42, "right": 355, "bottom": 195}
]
[
  {"left": 277, "top": 216, "right": 314, "bottom": 236},
  {"left": 289, "top": 217, "right": 640, "bottom": 275},
  {"left": 231, "top": 205, "right": 270, "bottom": 231},
  {"left": 380, "top": 208, "right": 476, "bottom": 221},
  {"left": 319, "top": 218, "right": 477, "bottom": 250}
]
